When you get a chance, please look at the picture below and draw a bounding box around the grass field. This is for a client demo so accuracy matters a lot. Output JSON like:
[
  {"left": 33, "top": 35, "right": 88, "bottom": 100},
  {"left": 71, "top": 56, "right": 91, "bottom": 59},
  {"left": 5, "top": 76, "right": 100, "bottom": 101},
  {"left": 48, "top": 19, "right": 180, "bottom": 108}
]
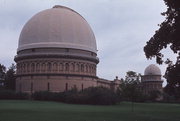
[{"left": 0, "top": 100, "right": 180, "bottom": 121}]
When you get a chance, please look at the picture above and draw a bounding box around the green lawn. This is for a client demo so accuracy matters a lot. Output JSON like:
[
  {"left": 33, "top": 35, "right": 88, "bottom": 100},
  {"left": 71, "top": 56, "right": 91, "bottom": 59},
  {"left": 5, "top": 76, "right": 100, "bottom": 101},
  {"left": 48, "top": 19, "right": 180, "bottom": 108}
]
[{"left": 0, "top": 100, "right": 179, "bottom": 121}]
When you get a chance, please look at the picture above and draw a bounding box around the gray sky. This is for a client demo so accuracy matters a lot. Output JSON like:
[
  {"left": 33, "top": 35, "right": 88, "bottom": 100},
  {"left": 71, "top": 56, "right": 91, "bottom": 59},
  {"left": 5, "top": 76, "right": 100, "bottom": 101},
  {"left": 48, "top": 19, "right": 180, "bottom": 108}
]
[{"left": 0, "top": 0, "right": 172, "bottom": 85}]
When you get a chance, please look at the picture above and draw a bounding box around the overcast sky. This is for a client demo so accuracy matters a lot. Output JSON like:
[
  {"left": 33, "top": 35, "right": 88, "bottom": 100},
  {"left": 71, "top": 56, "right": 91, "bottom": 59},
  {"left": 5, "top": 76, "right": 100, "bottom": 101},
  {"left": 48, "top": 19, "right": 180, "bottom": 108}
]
[{"left": 0, "top": 0, "right": 172, "bottom": 85}]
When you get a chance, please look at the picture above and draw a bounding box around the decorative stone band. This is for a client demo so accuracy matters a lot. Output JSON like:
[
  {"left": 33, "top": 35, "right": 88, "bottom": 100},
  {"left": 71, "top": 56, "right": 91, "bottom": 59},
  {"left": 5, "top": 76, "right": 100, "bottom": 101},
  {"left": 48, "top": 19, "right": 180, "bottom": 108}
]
[
  {"left": 15, "top": 58, "right": 97, "bottom": 77},
  {"left": 15, "top": 73, "right": 98, "bottom": 79}
]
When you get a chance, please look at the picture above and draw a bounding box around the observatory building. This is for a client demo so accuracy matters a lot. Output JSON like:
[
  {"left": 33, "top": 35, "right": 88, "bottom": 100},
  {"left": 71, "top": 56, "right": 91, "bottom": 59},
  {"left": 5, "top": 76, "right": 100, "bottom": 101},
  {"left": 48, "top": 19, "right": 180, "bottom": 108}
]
[
  {"left": 15, "top": 5, "right": 99, "bottom": 93},
  {"left": 14, "top": 5, "right": 120, "bottom": 93},
  {"left": 14, "top": 5, "right": 162, "bottom": 94},
  {"left": 141, "top": 64, "right": 163, "bottom": 94}
]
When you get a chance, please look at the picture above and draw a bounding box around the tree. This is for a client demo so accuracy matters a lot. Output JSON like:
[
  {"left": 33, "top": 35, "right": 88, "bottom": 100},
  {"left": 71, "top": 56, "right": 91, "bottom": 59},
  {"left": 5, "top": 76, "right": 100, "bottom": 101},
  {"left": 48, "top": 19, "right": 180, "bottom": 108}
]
[
  {"left": 0, "top": 64, "right": 6, "bottom": 80},
  {"left": 125, "top": 71, "right": 141, "bottom": 83},
  {"left": 0, "top": 64, "right": 6, "bottom": 89},
  {"left": 5, "top": 64, "right": 16, "bottom": 90},
  {"left": 119, "top": 71, "right": 144, "bottom": 101},
  {"left": 144, "top": 0, "right": 180, "bottom": 99},
  {"left": 118, "top": 71, "right": 144, "bottom": 112}
]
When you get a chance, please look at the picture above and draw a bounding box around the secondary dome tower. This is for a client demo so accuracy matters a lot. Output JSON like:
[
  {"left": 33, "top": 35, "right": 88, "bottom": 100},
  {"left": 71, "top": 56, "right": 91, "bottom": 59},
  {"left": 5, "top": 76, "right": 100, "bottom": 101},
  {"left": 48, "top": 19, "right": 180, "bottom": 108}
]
[{"left": 141, "top": 64, "right": 163, "bottom": 94}]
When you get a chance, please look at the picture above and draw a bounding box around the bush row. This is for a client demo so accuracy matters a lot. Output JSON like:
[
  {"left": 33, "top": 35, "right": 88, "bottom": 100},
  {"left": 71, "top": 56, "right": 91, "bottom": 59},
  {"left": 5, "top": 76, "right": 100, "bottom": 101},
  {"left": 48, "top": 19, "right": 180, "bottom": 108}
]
[
  {"left": 1, "top": 87, "right": 179, "bottom": 104},
  {"left": 0, "top": 90, "right": 28, "bottom": 100},
  {"left": 32, "top": 87, "right": 120, "bottom": 105}
]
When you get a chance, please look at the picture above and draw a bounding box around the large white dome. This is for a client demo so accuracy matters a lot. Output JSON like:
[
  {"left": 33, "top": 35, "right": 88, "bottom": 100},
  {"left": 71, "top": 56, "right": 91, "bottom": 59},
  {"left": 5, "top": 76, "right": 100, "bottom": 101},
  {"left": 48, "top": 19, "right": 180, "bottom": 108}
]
[
  {"left": 18, "top": 5, "right": 97, "bottom": 53},
  {"left": 144, "top": 64, "right": 161, "bottom": 75}
]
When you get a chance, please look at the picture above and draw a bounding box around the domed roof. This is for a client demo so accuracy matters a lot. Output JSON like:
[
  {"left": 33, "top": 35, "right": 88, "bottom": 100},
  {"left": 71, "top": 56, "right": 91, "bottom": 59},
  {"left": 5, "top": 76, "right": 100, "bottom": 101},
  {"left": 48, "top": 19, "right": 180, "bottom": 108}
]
[
  {"left": 144, "top": 64, "right": 161, "bottom": 75},
  {"left": 18, "top": 5, "right": 97, "bottom": 53}
]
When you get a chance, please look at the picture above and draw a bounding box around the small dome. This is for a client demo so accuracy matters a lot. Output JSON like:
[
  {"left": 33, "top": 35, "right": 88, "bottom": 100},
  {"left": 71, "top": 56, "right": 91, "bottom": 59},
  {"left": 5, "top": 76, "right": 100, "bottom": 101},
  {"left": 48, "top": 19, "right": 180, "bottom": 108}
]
[
  {"left": 18, "top": 5, "right": 97, "bottom": 53},
  {"left": 144, "top": 64, "right": 161, "bottom": 75}
]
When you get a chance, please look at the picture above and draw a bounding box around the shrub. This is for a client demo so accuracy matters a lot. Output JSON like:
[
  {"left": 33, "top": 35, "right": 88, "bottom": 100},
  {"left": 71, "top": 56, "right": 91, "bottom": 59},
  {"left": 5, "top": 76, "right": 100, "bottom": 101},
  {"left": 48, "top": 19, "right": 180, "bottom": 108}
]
[
  {"left": 148, "top": 90, "right": 161, "bottom": 102},
  {"left": 32, "top": 91, "right": 57, "bottom": 101},
  {"left": 0, "top": 90, "right": 28, "bottom": 100},
  {"left": 79, "top": 86, "right": 119, "bottom": 105}
]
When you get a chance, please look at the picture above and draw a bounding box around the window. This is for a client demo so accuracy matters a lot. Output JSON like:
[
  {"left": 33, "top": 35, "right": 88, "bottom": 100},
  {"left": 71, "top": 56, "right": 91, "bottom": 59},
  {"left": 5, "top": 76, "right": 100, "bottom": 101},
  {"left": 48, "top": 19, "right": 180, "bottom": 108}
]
[
  {"left": 65, "top": 83, "right": 68, "bottom": 91},
  {"left": 81, "top": 65, "right": 84, "bottom": 72},
  {"left": 86, "top": 65, "right": 88, "bottom": 72},
  {"left": 42, "top": 63, "right": 46, "bottom": 72},
  {"left": 59, "top": 63, "right": 63, "bottom": 71},
  {"left": 36, "top": 63, "right": 40, "bottom": 72},
  {"left": 47, "top": 63, "right": 52, "bottom": 72},
  {"left": 53, "top": 63, "right": 58, "bottom": 72},
  {"left": 65, "top": 63, "right": 69, "bottom": 71},
  {"left": 77, "top": 64, "right": 80, "bottom": 72},
  {"left": 31, "top": 63, "right": 35, "bottom": 72},
  {"left": 27, "top": 64, "right": 30, "bottom": 72},
  {"left": 89, "top": 65, "right": 91, "bottom": 73},
  {"left": 72, "top": 63, "right": 75, "bottom": 72},
  {"left": 23, "top": 64, "right": 26, "bottom": 73}
]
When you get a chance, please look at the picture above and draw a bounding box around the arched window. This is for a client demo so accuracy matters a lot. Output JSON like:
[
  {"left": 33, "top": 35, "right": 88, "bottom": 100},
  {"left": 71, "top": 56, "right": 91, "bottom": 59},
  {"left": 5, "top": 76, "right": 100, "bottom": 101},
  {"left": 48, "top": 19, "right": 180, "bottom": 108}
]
[
  {"left": 47, "top": 62, "right": 52, "bottom": 72},
  {"left": 41, "top": 63, "right": 46, "bottom": 72},
  {"left": 89, "top": 65, "right": 91, "bottom": 73},
  {"left": 59, "top": 63, "right": 63, "bottom": 71},
  {"left": 86, "top": 65, "right": 88, "bottom": 73},
  {"left": 77, "top": 64, "right": 80, "bottom": 72},
  {"left": 65, "top": 63, "right": 69, "bottom": 71},
  {"left": 91, "top": 66, "right": 94, "bottom": 73},
  {"left": 75, "top": 63, "right": 78, "bottom": 72},
  {"left": 23, "top": 64, "right": 26, "bottom": 73},
  {"left": 92, "top": 66, "right": 94, "bottom": 73},
  {"left": 53, "top": 63, "right": 58, "bottom": 72},
  {"left": 27, "top": 63, "right": 30, "bottom": 72},
  {"left": 36, "top": 63, "right": 40, "bottom": 72},
  {"left": 31, "top": 63, "right": 35, "bottom": 72},
  {"left": 21, "top": 64, "right": 24, "bottom": 73},
  {"left": 72, "top": 63, "right": 75, "bottom": 72},
  {"left": 81, "top": 65, "right": 84, "bottom": 72}
]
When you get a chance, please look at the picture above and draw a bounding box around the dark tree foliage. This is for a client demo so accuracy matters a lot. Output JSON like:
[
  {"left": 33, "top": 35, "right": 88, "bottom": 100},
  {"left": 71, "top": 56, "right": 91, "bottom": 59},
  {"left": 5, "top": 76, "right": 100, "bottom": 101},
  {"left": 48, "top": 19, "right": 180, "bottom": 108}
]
[
  {"left": 125, "top": 71, "right": 141, "bottom": 83},
  {"left": 5, "top": 64, "right": 16, "bottom": 90},
  {"left": 144, "top": 0, "right": 180, "bottom": 98},
  {"left": 0, "top": 64, "right": 6, "bottom": 80},
  {"left": 0, "top": 64, "right": 6, "bottom": 89},
  {"left": 118, "top": 71, "right": 146, "bottom": 102}
]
